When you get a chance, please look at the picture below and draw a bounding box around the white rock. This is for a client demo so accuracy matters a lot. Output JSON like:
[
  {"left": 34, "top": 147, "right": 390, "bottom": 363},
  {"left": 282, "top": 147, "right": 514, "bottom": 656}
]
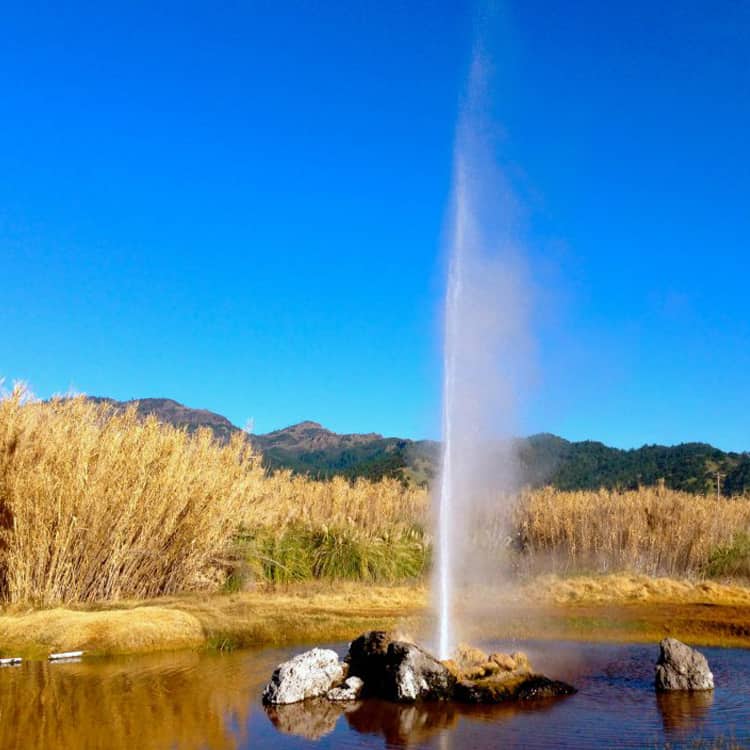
[
  {"left": 327, "top": 676, "right": 365, "bottom": 701},
  {"left": 263, "top": 648, "right": 345, "bottom": 705}
]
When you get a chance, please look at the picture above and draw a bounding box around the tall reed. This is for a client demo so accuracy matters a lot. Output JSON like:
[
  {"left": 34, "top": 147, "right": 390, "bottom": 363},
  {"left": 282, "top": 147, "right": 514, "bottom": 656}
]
[
  {"left": 0, "top": 387, "right": 262, "bottom": 604},
  {"left": 515, "top": 486, "right": 750, "bottom": 577},
  {"left": 4, "top": 382, "right": 750, "bottom": 605}
]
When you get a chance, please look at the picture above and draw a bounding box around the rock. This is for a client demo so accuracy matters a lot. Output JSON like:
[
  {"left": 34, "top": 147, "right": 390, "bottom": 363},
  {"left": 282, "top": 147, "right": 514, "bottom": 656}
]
[
  {"left": 264, "top": 634, "right": 577, "bottom": 709},
  {"left": 454, "top": 673, "right": 576, "bottom": 703},
  {"left": 345, "top": 631, "right": 455, "bottom": 702},
  {"left": 655, "top": 638, "right": 714, "bottom": 691},
  {"left": 515, "top": 675, "right": 577, "bottom": 700},
  {"left": 387, "top": 641, "right": 456, "bottom": 702},
  {"left": 449, "top": 644, "right": 573, "bottom": 703},
  {"left": 263, "top": 648, "right": 345, "bottom": 705},
  {"left": 346, "top": 631, "right": 394, "bottom": 696},
  {"left": 327, "top": 676, "right": 365, "bottom": 701}
]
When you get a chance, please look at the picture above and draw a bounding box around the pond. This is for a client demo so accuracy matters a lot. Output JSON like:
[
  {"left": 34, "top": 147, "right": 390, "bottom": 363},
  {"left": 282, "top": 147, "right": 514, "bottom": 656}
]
[{"left": 1, "top": 640, "right": 749, "bottom": 749}]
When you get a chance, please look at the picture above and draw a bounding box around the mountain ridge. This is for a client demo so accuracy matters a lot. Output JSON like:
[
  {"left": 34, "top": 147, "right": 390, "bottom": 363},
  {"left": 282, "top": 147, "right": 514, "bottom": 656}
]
[{"left": 83, "top": 396, "right": 750, "bottom": 495}]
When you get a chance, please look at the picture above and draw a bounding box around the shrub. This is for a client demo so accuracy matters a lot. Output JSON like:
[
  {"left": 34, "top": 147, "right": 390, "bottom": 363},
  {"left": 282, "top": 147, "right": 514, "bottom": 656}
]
[{"left": 705, "top": 533, "right": 750, "bottom": 580}]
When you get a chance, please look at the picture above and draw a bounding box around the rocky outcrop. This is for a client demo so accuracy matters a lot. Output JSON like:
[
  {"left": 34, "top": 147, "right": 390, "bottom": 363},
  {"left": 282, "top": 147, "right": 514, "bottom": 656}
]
[
  {"left": 446, "top": 643, "right": 574, "bottom": 704},
  {"left": 345, "top": 631, "right": 455, "bottom": 702},
  {"left": 346, "top": 630, "right": 393, "bottom": 696},
  {"left": 445, "top": 644, "right": 532, "bottom": 681},
  {"left": 263, "top": 633, "right": 576, "bottom": 709},
  {"left": 263, "top": 648, "right": 345, "bottom": 705},
  {"left": 386, "top": 641, "right": 456, "bottom": 701},
  {"left": 655, "top": 638, "right": 714, "bottom": 691}
]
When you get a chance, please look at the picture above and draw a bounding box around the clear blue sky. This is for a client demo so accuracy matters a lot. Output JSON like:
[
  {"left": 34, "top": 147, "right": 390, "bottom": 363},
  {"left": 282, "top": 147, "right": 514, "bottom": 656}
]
[{"left": 1, "top": 2, "right": 748, "bottom": 451}]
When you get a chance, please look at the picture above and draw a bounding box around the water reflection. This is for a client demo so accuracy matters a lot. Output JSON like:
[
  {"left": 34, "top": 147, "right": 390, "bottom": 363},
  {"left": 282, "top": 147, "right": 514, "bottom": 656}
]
[
  {"left": 656, "top": 689, "right": 714, "bottom": 734},
  {"left": 0, "top": 642, "right": 748, "bottom": 750},
  {"left": 266, "top": 698, "right": 351, "bottom": 739},
  {"left": 264, "top": 694, "right": 563, "bottom": 746},
  {"left": 0, "top": 651, "right": 255, "bottom": 750}
]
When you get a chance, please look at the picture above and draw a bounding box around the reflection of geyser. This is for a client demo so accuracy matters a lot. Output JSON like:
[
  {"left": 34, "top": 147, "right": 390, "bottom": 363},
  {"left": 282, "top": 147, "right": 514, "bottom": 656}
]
[{"left": 434, "top": 46, "right": 531, "bottom": 659}]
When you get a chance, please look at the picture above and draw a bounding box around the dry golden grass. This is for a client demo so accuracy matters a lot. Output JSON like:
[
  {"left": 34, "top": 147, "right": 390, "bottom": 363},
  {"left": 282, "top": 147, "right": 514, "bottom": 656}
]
[
  {"left": 246, "top": 470, "right": 426, "bottom": 532},
  {"left": 0, "top": 387, "right": 262, "bottom": 604},
  {"left": 522, "top": 573, "right": 750, "bottom": 606},
  {"left": 0, "top": 386, "right": 427, "bottom": 604},
  {"left": 235, "top": 471, "right": 429, "bottom": 584},
  {"left": 7, "top": 573, "right": 750, "bottom": 659},
  {"left": 0, "top": 584, "right": 427, "bottom": 657},
  {"left": 515, "top": 486, "right": 750, "bottom": 577},
  {"left": 0, "top": 606, "right": 205, "bottom": 658},
  {"left": 4, "top": 381, "right": 750, "bottom": 614}
]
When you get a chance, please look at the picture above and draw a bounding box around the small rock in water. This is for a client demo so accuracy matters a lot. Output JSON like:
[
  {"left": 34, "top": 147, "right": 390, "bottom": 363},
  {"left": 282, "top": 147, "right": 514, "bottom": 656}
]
[
  {"left": 263, "top": 648, "right": 345, "bottom": 705},
  {"left": 327, "top": 676, "right": 365, "bottom": 701},
  {"left": 447, "top": 643, "right": 575, "bottom": 704},
  {"left": 655, "top": 638, "right": 714, "bottom": 691}
]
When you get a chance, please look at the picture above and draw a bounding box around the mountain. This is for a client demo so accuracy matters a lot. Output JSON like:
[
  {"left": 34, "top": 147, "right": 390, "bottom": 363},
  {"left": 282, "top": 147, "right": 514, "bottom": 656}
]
[
  {"left": 84, "top": 397, "right": 750, "bottom": 495},
  {"left": 251, "top": 421, "right": 424, "bottom": 482},
  {"left": 90, "top": 397, "right": 239, "bottom": 443}
]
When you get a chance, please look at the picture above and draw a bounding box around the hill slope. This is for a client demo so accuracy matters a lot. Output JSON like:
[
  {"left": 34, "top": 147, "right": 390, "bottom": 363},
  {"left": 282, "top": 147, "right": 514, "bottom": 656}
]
[
  {"left": 517, "top": 434, "right": 750, "bottom": 496},
  {"left": 90, "top": 397, "right": 239, "bottom": 443},
  {"left": 85, "top": 397, "right": 749, "bottom": 494}
]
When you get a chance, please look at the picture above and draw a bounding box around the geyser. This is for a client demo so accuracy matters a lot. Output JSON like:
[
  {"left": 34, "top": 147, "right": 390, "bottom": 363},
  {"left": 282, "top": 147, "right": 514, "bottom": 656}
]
[{"left": 434, "top": 51, "right": 531, "bottom": 660}]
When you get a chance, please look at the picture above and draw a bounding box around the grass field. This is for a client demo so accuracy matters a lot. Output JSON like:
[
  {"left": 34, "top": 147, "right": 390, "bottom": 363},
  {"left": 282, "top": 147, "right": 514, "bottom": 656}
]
[{"left": 3, "top": 387, "right": 750, "bottom": 657}]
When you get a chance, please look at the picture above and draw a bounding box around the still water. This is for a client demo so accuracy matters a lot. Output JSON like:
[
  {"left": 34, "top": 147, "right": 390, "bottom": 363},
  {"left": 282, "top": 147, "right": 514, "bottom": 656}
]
[{"left": 1, "top": 640, "right": 749, "bottom": 749}]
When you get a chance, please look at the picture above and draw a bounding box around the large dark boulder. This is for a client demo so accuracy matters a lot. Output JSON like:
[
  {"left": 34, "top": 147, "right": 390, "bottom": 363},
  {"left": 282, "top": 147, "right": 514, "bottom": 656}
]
[
  {"left": 655, "top": 638, "right": 714, "bottom": 691},
  {"left": 346, "top": 631, "right": 393, "bottom": 696},
  {"left": 346, "top": 631, "right": 455, "bottom": 702}
]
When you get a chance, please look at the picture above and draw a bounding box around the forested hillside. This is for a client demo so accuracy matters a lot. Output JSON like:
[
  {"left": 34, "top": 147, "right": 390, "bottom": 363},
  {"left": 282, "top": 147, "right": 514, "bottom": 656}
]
[{"left": 89, "top": 397, "right": 750, "bottom": 495}]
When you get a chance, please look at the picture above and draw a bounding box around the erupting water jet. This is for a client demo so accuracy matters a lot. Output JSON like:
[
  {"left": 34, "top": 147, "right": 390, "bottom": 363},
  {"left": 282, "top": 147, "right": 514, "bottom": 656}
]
[{"left": 434, "top": 46, "right": 531, "bottom": 660}]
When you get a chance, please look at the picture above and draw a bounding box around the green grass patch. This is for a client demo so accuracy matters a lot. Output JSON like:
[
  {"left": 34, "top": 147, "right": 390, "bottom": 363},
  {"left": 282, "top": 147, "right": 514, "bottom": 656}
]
[
  {"left": 705, "top": 532, "right": 750, "bottom": 579},
  {"left": 236, "top": 523, "right": 428, "bottom": 585}
]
